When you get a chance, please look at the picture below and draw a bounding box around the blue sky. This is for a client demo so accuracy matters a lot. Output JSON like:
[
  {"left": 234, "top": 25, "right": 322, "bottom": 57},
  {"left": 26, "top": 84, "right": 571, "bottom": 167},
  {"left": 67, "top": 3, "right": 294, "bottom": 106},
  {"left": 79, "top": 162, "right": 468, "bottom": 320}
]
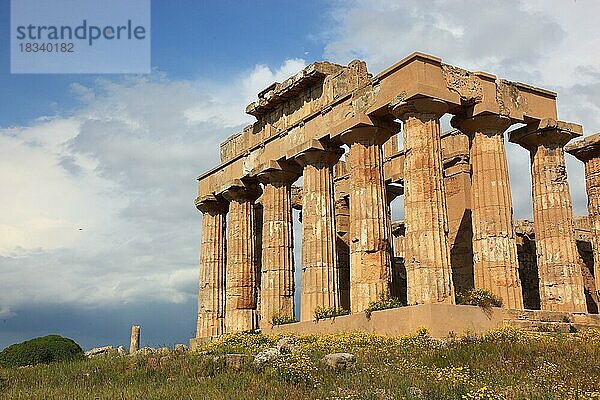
[
  {"left": 1, "top": 0, "right": 600, "bottom": 350},
  {"left": 0, "top": 0, "right": 325, "bottom": 126}
]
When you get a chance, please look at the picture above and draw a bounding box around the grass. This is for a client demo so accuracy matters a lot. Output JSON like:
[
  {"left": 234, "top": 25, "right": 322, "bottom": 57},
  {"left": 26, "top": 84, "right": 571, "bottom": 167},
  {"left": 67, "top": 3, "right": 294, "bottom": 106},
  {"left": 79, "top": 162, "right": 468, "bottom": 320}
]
[{"left": 1, "top": 327, "right": 600, "bottom": 399}]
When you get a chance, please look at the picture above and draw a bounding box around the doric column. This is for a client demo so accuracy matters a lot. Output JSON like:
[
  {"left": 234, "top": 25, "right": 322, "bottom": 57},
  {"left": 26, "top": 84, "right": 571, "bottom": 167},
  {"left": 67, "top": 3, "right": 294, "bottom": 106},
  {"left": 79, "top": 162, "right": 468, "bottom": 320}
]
[
  {"left": 392, "top": 98, "right": 454, "bottom": 305},
  {"left": 453, "top": 115, "right": 523, "bottom": 309},
  {"left": 340, "top": 126, "right": 394, "bottom": 312},
  {"left": 439, "top": 130, "right": 474, "bottom": 295},
  {"left": 566, "top": 132, "right": 600, "bottom": 294},
  {"left": 195, "top": 195, "right": 227, "bottom": 340},
  {"left": 510, "top": 120, "right": 586, "bottom": 312},
  {"left": 222, "top": 182, "right": 262, "bottom": 332},
  {"left": 256, "top": 164, "right": 301, "bottom": 325},
  {"left": 335, "top": 197, "right": 351, "bottom": 312},
  {"left": 295, "top": 144, "right": 343, "bottom": 321}
]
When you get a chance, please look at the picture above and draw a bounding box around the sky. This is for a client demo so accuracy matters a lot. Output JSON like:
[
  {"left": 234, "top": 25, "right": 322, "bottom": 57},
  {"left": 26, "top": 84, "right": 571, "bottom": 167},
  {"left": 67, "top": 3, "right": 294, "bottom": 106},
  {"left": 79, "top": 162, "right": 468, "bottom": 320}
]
[{"left": 1, "top": 0, "right": 599, "bottom": 350}]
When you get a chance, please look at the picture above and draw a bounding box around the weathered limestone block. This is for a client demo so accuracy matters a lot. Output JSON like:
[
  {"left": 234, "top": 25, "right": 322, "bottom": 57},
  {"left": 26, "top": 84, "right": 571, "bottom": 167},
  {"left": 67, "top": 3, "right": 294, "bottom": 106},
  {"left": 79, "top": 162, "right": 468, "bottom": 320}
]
[
  {"left": 295, "top": 145, "right": 343, "bottom": 321},
  {"left": 256, "top": 166, "right": 301, "bottom": 325},
  {"left": 453, "top": 115, "right": 523, "bottom": 309},
  {"left": 510, "top": 120, "right": 586, "bottom": 312},
  {"left": 566, "top": 133, "right": 600, "bottom": 294},
  {"left": 392, "top": 98, "right": 454, "bottom": 305},
  {"left": 222, "top": 182, "right": 262, "bottom": 332},
  {"left": 129, "top": 325, "right": 140, "bottom": 354},
  {"left": 341, "top": 126, "right": 395, "bottom": 312},
  {"left": 195, "top": 195, "right": 227, "bottom": 340}
]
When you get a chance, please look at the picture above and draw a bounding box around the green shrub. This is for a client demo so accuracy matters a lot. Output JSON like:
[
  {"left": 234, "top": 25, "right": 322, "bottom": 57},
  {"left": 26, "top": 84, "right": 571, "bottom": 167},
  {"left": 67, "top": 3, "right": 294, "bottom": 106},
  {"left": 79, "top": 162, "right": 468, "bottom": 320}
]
[
  {"left": 456, "top": 289, "right": 503, "bottom": 308},
  {"left": 313, "top": 306, "right": 349, "bottom": 321},
  {"left": 365, "top": 297, "right": 404, "bottom": 318},
  {"left": 271, "top": 313, "right": 298, "bottom": 326},
  {"left": 0, "top": 334, "right": 84, "bottom": 367}
]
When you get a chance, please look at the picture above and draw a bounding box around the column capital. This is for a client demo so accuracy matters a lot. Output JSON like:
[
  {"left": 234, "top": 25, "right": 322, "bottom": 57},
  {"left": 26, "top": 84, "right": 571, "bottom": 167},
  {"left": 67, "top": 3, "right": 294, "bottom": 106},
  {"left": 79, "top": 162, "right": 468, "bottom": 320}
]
[
  {"left": 450, "top": 114, "right": 512, "bottom": 137},
  {"left": 293, "top": 141, "right": 343, "bottom": 168},
  {"left": 565, "top": 132, "right": 600, "bottom": 162},
  {"left": 340, "top": 123, "right": 398, "bottom": 146},
  {"left": 254, "top": 160, "right": 302, "bottom": 186},
  {"left": 220, "top": 180, "right": 261, "bottom": 202},
  {"left": 391, "top": 97, "right": 448, "bottom": 121},
  {"left": 509, "top": 118, "right": 583, "bottom": 150},
  {"left": 195, "top": 195, "right": 228, "bottom": 214}
]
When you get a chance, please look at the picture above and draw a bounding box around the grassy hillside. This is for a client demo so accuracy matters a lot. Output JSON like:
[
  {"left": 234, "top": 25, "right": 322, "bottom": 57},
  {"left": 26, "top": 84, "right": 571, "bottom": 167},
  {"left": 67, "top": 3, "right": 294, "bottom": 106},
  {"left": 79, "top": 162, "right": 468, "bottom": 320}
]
[{"left": 1, "top": 327, "right": 600, "bottom": 399}]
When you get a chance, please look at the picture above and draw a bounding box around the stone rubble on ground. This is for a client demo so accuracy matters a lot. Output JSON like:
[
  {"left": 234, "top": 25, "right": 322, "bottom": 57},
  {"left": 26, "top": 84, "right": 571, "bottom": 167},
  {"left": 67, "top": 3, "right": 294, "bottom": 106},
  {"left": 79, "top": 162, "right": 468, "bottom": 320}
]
[
  {"left": 85, "top": 346, "right": 117, "bottom": 358},
  {"left": 253, "top": 347, "right": 280, "bottom": 367},
  {"left": 322, "top": 353, "right": 356, "bottom": 370},
  {"left": 276, "top": 337, "right": 298, "bottom": 354}
]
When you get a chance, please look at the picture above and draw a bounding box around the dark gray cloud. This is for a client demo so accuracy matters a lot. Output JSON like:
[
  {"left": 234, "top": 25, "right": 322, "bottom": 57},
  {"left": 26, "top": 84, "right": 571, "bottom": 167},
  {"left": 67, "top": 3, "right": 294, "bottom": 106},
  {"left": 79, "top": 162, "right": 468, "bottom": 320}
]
[{"left": 0, "top": 301, "right": 196, "bottom": 351}]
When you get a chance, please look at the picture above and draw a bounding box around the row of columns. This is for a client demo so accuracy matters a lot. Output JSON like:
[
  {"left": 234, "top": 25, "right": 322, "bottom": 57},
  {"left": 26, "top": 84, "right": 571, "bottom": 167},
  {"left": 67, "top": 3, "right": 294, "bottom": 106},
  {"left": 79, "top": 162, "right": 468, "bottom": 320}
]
[{"left": 196, "top": 97, "right": 596, "bottom": 340}]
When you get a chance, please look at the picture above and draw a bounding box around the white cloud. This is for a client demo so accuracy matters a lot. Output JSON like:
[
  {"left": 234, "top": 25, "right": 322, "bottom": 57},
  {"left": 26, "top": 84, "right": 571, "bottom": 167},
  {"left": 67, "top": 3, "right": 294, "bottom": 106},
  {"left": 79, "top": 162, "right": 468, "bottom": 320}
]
[
  {"left": 184, "top": 58, "right": 306, "bottom": 127},
  {"left": 0, "top": 119, "right": 119, "bottom": 256},
  {"left": 324, "top": 0, "right": 562, "bottom": 78},
  {"left": 0, "top": 304, "right": 15, "bottom": 319},
  {"left": 0, "top": 59, "right": 305, "bottom": 316}
]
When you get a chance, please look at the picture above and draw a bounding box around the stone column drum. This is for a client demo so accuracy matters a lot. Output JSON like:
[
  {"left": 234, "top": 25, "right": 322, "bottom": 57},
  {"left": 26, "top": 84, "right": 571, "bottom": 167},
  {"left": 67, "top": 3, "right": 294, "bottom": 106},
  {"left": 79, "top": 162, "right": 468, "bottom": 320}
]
[
  {"left": 296, "top": 147, "right": 343, "bottom": 321},
  {"left": 257, "top": 168, "right": 300, "bottom": 325},
  {"left": 129, "top": 325, "right": 140, "bottom": 353},
  {"left": 393, "top": 98, "right": 454, "bottom": 305},
  {"left": 566, "top": 132, "right": 600, "bottom": 293},
  {"left": 222, "top": 183, "right": 262, "bottom": 332},
  {"left": 454, "top": 115, "right": 523, "bottom": 309},
  {"left": 510, "top": 121, "right": 586, "bottom": 312},
  {"left": 195, "top": 195, "right": 227, "bottom": 340},
  {"left": 341, "top": 126, "right": 394, "bottom": 312}
]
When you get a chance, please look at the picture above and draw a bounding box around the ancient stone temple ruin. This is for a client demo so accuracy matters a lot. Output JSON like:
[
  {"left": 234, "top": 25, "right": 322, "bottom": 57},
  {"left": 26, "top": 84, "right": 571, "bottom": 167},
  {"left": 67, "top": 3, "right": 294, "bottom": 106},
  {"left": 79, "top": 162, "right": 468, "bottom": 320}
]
[{"left": 190, "top": 53, "right": 600, "bottom": 346}]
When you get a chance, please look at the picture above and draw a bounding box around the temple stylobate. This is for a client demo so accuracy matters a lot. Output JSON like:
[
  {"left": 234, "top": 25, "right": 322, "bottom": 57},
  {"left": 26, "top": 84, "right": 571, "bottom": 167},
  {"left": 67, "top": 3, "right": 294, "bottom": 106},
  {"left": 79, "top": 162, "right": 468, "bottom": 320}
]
[{"left": 190, "top": 53, "right": 600, "bottom": 345}]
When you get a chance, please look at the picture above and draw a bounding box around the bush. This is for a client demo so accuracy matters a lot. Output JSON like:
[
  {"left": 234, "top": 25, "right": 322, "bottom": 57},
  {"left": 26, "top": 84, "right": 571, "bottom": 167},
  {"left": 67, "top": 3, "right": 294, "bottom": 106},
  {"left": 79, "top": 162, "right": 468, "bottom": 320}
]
[
  {"left": 271, "top": 313, "right": 298, "bottom": 326},
  {"left": 313, "top": 306, "right": 349, "bottom": 321},
  {"left": 456, "top": 289, "right": 503, "bottom": 308},
  {"left": 0, "top": 334, "right": 84, "bottom": 367},
  {"left": 365, "top": 297, "right": 404, "bottom": 318}
]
